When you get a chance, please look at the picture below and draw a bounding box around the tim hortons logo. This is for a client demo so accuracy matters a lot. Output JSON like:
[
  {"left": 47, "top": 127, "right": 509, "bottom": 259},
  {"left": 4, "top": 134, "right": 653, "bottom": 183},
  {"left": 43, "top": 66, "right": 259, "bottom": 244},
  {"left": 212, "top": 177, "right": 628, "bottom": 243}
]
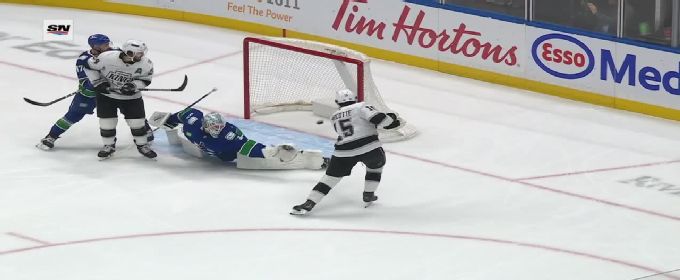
[{"left": 331, "top": 0, "right": 518, "bottom": 66}]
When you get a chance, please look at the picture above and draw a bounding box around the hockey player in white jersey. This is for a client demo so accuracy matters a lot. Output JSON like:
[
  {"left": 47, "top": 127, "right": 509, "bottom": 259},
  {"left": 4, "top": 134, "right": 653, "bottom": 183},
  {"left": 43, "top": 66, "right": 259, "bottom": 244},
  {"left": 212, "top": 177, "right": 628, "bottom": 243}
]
[
  {"left": 86, "top": 39, "right": 156, "bottom": 159},
  {"left": 290, "top": 89, "right": 401, "bottom": 215}
]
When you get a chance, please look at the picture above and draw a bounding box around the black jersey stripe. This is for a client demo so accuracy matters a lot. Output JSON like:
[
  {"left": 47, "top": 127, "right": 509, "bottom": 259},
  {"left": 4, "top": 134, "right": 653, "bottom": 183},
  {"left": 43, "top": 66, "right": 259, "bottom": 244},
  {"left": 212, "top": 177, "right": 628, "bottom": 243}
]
[{"left": 335, "top": 135, "right": 379, "bottom": 150}]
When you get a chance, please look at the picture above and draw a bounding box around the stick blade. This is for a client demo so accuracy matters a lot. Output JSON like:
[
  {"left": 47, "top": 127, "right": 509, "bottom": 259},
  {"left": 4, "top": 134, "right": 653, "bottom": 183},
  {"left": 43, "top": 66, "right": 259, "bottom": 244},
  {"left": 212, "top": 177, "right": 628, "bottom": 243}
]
[
  {"left": 23, "top": 97, "right": 48, "bottom": 106},
  {"left": 171, "top": 75, "right": 188, "bottom": 91}
]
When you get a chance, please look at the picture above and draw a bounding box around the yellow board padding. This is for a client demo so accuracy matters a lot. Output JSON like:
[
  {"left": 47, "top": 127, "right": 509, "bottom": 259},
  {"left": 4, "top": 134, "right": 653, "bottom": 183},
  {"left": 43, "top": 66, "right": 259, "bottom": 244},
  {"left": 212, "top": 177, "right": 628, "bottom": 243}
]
[{"left": 4, "top": 0, "right": 680, "bottom": 121}]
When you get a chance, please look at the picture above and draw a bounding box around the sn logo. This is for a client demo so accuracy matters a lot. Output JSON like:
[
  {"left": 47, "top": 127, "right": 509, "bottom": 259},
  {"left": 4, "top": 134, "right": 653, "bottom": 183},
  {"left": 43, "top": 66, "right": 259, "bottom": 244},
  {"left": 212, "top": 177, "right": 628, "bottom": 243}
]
[{"left": 46, "top": 25, "right": 71, "bottom": 35}]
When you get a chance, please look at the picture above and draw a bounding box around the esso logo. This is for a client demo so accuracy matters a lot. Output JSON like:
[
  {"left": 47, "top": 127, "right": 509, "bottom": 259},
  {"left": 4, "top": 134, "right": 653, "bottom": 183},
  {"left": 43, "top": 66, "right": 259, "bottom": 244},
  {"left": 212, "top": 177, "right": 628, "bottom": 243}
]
[{"left": 532, "top": 33, "right": 595, "bottom": 80}]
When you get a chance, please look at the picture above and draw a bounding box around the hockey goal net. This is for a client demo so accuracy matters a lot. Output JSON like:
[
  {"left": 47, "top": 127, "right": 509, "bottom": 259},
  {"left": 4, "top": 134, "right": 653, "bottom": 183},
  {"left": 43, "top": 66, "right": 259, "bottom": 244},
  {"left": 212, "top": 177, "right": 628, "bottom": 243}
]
[{"left": 243, "top": 37, "right": 417, "bottom": 142}]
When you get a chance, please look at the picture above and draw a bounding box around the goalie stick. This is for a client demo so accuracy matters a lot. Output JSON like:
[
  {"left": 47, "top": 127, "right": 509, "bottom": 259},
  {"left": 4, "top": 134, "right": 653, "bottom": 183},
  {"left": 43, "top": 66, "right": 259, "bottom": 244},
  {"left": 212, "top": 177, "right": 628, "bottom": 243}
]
[
  {"left": 149, "top": 87, "right": 218, "bottom": 132},
  {"left": 183, "top": 87, "right": 218, "bottom": 110}
]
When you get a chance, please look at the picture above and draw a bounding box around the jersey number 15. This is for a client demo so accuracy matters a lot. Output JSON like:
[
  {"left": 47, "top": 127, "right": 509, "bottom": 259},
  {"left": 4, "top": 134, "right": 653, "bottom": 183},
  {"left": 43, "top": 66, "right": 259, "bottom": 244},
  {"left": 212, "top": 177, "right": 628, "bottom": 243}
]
[{"left": 334, "top": 119, "right": 354, "bottom": 139}]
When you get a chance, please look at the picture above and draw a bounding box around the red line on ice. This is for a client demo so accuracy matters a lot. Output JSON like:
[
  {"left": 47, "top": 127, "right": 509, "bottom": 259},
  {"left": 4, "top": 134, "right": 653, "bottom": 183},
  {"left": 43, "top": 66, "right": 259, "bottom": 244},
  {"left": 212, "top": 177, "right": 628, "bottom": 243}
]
[
  {"left": 0, "top": 228, "right": 675, "bottom": 278},
  {"left": 6, "top": 232, "right": 51, "bottom": 245},
  {"left": 515, "top": 159, "right": 680, "bottom": 181}
]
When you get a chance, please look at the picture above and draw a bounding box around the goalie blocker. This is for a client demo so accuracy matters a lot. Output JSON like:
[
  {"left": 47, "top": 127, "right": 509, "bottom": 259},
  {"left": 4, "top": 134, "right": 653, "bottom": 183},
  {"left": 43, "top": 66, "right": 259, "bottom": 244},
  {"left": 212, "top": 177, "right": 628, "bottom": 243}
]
[{"left": 149, "top": 110, "right": 328, "bottom": 170}]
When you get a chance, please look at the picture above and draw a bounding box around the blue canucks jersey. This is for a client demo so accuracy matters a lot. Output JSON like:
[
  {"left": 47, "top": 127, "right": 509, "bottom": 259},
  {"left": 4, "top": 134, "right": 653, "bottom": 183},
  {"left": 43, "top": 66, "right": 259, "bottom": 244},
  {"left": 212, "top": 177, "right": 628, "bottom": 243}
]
[
  {"left": 167, "top": 109, "right": 265, "bottom": 162},
  {"left": 76, "top": 50, "right": 97, "bottom": 97}
]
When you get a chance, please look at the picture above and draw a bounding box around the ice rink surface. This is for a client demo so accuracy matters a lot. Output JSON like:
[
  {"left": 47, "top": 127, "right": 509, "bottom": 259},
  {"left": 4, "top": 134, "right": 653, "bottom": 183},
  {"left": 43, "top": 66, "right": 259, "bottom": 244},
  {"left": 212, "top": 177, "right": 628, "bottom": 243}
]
[{"left": 1, "top": 4, "right": 680, "bottom": 280}]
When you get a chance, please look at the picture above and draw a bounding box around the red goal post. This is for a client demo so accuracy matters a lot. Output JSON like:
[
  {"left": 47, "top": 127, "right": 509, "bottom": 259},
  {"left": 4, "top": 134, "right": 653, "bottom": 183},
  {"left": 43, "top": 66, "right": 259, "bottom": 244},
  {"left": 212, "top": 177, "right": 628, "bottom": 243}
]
[{"left": 243, "top": 37, "right": 417, "bottom": 142}]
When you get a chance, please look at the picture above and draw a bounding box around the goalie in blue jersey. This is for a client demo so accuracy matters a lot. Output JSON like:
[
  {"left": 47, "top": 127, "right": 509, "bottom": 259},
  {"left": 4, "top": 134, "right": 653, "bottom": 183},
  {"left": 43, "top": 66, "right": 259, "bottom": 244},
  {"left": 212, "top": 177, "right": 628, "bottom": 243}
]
[{"left": 150, "top": 108, "right": 328, "bottom": 169}]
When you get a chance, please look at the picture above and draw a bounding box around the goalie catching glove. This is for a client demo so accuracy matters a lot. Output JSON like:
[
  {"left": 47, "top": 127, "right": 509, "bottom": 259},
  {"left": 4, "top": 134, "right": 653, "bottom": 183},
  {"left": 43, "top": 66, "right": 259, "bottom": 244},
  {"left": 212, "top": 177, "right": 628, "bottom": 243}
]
[{"left": 149, "top": 111, "right": 178, "bottom": 129}]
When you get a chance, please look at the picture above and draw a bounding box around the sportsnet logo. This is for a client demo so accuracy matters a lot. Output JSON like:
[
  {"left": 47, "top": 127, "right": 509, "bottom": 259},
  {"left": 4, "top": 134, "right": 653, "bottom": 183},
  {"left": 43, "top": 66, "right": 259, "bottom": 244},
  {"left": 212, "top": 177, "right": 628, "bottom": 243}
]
[
  {"left": 47, "top": 27, "right": 69, "bottom": 35},
  {"left": 43, "top": 20, "right": 73, "bottom": 41}
]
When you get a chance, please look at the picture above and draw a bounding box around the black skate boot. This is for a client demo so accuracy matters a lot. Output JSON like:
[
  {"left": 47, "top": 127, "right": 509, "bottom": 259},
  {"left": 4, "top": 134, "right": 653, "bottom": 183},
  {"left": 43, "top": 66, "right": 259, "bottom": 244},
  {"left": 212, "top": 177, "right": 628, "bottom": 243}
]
[
  {"left": 136, "top": 143, "right": 157, "bottom": 159},
  {"left": 98, "top": 144, "right": 116, "bottom": 159},
  {"left": 363, "top": 192, "right": 378, "bottom": 208},
  {"left": 290, "top": 199, "right": 316, "bottom": 215},
  {"left": 36, "top": 135, "right": 57, "bottom": 151}
]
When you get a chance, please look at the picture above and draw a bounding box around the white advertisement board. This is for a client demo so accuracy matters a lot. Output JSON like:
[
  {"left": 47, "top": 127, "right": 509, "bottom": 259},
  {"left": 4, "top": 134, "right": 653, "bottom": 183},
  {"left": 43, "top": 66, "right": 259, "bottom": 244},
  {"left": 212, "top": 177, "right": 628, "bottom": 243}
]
[
  {"left": 300, "top": 0, "right": 525, "bottom": 76},
  {"left": 614, "top": 43, "right": 680, "bottom": 109},
  {"left": 525, "top": 27, "right": 617, "bottom": 97}
]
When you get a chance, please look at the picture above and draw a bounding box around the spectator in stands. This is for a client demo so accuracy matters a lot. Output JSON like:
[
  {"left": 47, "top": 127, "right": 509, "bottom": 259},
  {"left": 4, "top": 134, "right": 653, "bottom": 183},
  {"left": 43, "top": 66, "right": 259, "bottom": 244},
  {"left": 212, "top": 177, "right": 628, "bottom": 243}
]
[{"left": 574, "top": 0, "right": 617, "bottom": 35}]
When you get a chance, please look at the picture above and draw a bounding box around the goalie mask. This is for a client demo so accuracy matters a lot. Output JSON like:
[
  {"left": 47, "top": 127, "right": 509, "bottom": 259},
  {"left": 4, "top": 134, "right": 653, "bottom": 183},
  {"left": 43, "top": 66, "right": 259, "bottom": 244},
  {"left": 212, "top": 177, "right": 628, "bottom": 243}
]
[
  {"left": 121, "top": 39, "right": 147, "bottom": 63},
  {"left": 335, "top": 89, "right": 357, "bottom": 105},
  {"left": 202, "top": 112, "right": 226, "bottom": 138}
]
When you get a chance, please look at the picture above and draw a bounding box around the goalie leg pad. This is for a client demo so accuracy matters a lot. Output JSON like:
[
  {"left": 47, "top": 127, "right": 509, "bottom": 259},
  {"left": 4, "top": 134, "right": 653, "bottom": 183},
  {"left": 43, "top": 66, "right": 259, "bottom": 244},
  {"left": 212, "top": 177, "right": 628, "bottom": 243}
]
[
  {"left": 165, "top": 127, "right": 203, "bottom": 158},
  {"left": 164, "top": 128, "right": 182, "bottom": 145},
  {"left": 236, "top": 149, "right": 325, "bottom": 170},
  {"left": 179, "top": 129, "right": 204, "bottom": 158}
]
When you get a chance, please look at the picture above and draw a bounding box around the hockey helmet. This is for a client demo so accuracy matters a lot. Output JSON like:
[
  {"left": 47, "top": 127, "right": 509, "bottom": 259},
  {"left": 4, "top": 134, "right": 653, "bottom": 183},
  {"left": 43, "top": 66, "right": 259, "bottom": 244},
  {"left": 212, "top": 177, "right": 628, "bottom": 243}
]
[
  {"left": 335, "top": 89, "right": 357, "bottom": 104},
  {"left": 121, "top": 39, "right": 147, "bottom": 62},
  {"left": 202, "top": 112, "right": 226, "bottom": 138},
  {"left": 88, "top": 34, "right": 110, "bottom": 48}
]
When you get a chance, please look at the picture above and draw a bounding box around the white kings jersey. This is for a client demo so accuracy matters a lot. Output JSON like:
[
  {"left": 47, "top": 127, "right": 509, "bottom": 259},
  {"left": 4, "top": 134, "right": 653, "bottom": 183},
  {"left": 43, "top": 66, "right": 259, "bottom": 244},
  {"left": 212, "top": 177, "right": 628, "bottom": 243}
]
[
  {"left": 85, "top": 50, "right": 153, "bottom": 100},
  {"left": 331, "top": 102, "right": 384, "bottom": 157}
]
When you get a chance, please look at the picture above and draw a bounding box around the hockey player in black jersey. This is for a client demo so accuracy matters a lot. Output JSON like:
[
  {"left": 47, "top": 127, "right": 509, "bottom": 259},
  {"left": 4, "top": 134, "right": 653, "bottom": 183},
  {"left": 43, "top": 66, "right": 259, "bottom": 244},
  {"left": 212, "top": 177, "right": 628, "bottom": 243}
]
[{"left": 290, "top": 89, "right": 401, "bottom": 215}]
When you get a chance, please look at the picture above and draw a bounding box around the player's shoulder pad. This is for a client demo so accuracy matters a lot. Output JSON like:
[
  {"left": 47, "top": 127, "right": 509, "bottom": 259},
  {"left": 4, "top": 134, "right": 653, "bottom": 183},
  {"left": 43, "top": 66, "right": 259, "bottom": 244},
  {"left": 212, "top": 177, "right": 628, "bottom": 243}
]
[
  {"left": 140, "top": 57, "right": 153, "bottom": 68},
  {"left": 89, "top": 51, "right": 116, "bottom": 65},
  {"left": 77, "top": 50, "right": 92, "bottom": 60}
]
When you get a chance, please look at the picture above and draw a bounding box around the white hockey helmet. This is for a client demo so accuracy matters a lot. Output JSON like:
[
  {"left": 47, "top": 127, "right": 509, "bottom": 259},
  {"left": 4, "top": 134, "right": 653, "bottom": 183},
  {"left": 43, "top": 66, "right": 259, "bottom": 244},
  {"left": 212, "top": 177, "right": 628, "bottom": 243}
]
[
  {"left": 121, "top": 39, "right": 147, "bottom": 62},
  {"left": 335, "top": 89, "right": 357, "bottom": 104},
  {"left": 202, "top": 112, "right": 226, "bottom": 138}
]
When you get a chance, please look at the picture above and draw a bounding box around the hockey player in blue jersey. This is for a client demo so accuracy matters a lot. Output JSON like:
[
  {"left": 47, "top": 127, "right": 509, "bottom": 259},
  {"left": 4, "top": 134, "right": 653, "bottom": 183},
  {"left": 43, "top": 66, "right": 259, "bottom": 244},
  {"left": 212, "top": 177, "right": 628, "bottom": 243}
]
[
  {"left": 36, "top": 34, "right": 152, "bottom": 150},
  {"left": 37, "top": 34, "right": 110, "bottom": 150},
  {"left": 150, "top": 108, "right": 328, "bottom": 169}
]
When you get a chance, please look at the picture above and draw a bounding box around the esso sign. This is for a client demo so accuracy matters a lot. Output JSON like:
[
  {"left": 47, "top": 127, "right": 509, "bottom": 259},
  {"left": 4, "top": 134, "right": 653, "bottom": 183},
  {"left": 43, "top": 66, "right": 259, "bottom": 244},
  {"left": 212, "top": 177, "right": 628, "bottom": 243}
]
[{"left": 532, "top": 33, "right": 595, "bottom": 79}]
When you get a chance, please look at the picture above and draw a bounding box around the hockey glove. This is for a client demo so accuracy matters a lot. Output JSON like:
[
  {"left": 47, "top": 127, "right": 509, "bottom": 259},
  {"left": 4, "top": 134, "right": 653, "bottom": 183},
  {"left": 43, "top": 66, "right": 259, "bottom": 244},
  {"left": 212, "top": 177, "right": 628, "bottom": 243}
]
[
  {"left": 120, "top": 82, "right": 138, "bottom": 96},
  {"left": 94, "top": 82, "right": 111, "bottom": 94},
  {"left": 383, "top": 113, "right": 401, "bottom": 130},
  {"left": 149, "top": 111, "right": 178, "bottom": 130}
]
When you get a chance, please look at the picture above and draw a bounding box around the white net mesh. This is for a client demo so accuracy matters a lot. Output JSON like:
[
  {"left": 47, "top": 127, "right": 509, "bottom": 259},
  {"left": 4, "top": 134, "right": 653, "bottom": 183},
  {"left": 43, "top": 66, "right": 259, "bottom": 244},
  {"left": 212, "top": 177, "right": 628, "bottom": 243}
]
[{"left": 244, "top": 37, "right": 417, "bottom": 142}]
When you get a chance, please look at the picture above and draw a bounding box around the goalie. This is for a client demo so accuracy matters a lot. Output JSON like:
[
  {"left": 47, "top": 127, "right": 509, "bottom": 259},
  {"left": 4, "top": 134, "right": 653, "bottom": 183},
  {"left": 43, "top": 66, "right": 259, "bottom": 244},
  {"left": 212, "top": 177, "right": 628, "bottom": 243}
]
[{"left": 150, "top": 108, "right": 328, "bottom": 170}]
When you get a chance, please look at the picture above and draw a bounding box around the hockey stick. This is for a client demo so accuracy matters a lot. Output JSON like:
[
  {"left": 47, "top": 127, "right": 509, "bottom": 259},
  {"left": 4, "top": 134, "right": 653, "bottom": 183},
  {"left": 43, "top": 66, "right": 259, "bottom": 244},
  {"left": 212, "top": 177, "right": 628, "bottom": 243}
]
[
  {"left": 23, "top": 91, "right": 77, "bottom": 107},
  {"left": 149, "top": 87, "right": 218, "bottom": 132},
  {"left": 183, "top": 87, "right": 218, "bottom": 110},
  {"left": 139, "top": 75, "right": 188, "bottom": 92}
]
